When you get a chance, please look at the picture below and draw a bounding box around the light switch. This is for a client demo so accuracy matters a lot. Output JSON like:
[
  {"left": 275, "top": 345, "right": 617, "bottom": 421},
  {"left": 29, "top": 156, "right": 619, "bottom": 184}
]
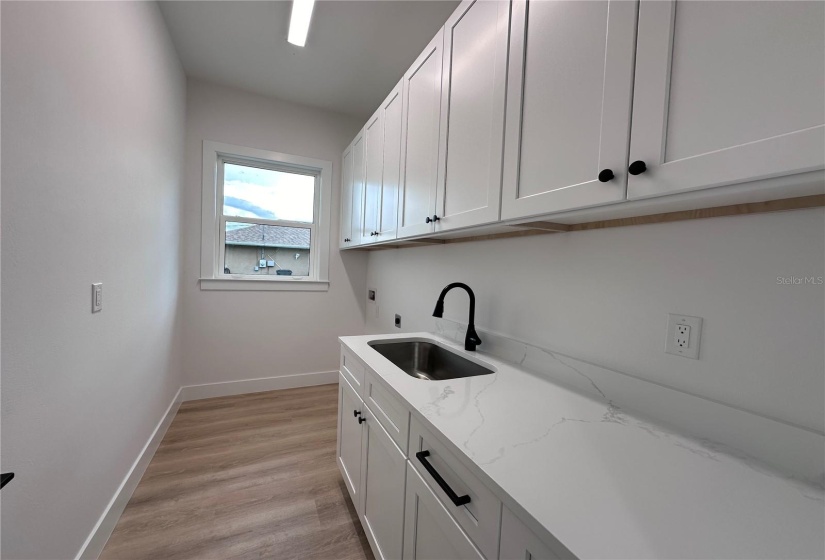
[{"left": 92, "top": 283, "right": 103, "bottom": 313}]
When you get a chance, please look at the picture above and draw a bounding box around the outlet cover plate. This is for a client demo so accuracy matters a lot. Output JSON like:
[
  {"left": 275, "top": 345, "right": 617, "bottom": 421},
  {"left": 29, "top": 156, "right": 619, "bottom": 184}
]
[{"left": 665, "top": 314, "right": 702, "bottom": 359}]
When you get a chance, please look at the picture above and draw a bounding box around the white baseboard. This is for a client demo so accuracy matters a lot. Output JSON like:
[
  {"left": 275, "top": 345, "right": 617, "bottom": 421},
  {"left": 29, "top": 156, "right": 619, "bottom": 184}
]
[
  {"left": 76, "top": 387, "right": 183, "bottom": 560},
  {"left": 179, "top": 370, "right": 339, "bottom": 402}
]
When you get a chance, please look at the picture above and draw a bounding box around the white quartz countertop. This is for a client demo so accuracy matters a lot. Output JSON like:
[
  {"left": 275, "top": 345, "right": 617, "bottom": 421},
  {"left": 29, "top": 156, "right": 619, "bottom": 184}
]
[{"left": 340, "top": 333, "right": 824, "bottom": 560}]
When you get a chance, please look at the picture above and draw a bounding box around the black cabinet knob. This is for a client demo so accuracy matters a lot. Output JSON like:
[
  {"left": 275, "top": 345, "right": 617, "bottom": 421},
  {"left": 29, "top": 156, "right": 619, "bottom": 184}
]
[
  {"left": 628, "top": 160, "right": 647, "bottom": 175},
  {"left": 358, "top": 416, "right": 366, "bottom": 424},
  {"left": 432, "top": 215, "right": 440, "bottom": 222},
  {"left": 425, "top": 217, "right": 432, "bottom": 224},
  {"left": 598, "top": 169, "right": 614, "bottom": 182},
  {"left": 353, "top": 409, "right": 361, "bottom": 417}
]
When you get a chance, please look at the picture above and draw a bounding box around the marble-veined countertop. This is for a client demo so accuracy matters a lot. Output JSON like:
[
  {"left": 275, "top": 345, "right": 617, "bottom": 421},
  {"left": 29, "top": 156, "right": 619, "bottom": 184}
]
[{"left": 340, "top": 332, "right": 824, "bottom": 560}]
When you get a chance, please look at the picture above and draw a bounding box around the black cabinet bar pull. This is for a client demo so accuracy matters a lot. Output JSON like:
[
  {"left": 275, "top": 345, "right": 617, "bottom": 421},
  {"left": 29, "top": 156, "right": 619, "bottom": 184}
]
[
  {"left": 415, "top": 450, "right": 471, "bottom": 506},
  {"left": 0, "top": 473, "right": 14, "bottom": 490}
]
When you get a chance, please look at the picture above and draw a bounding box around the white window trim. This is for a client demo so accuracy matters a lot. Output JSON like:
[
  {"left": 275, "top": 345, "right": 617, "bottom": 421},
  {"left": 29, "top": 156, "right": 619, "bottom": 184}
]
[{"left": 200, "top": 140, "right": 332, "bottom": 291}]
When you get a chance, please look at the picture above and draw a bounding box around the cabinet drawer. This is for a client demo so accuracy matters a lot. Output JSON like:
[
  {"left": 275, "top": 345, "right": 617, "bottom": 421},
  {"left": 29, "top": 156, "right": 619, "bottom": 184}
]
[
  {"left": 408, "top": 417, "right": 501, "bottom": 560},
  {"left": 364, "top": 369, "right": 410, "bottom": 451},
  {"left": 340, "top": 345, "right": 366, "bottom": 395},
  {"left": 403, "top": 462, "right": 483, "bottom": 560}
]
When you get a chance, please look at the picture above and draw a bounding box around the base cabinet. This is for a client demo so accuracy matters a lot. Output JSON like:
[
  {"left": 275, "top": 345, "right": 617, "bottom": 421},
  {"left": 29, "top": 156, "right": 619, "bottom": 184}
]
[
  {"left": 337, "top": 374, "right": 365, "bottom": 508},
  {"left": 360, "top": 409, "right": 407, "bottom": 560},
  {"left": 338, "top": 347, "right": 565, "bottom": 560},
  {"left": 402, "top": 463, "right": 484, "bottom": 560},
  {"left": 500, "top": 506, "right": 568, "bottom": 560}
]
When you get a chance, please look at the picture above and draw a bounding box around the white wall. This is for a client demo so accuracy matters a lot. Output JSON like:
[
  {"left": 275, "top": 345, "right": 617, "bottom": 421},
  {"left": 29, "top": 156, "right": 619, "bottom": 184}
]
[
  {"left": 0, "top": 2, "right": 186, "bottom": 558},
  {"left": 180, "top": 80, "right": 367, "bottom": 386},
  {"left": 366, "top": 208, "right": 825, "bottom": 434}
]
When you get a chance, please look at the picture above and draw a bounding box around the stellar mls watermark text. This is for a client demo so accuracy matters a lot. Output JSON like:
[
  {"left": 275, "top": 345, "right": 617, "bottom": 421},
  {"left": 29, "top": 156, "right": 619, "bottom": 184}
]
[{"left": 776, "top": 276, "right": 823, "bottom": 285}]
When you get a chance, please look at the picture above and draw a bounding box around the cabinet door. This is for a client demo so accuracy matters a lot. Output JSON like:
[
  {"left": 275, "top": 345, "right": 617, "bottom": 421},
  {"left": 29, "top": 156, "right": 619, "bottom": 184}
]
[
  {"left": 397, "top": 30, "right": 443, "bottom": 239},
  {"left": 499, "top": 506, "right": 568, "bottom": 560},
  {"left": 359, "top": 408, "right": 407, "bottom": 560},
  {"left": 435, "top": 0, "right": 509, "bottom": 232},
  {"left": 339, "top": 141, "right": 354, "bottom": 248},
  {"left": 501, "top": 0, "right": 637, "bottom": 219},
  {"left": 628, "top": 0, "right": 825, "bottom": 199},
  {"left": 361, "top": 108, "right": 384, "bottom": 244},
  {"left": 377, "top": 82, "right": 403, "bottom": 241},
  {"left": 337, "top": 374, "right": 365, "bottom": 509},
  {"left": 349, "top": 129, "right": 367, "bottom": 247},
  {"left": 402, "top": 463, "right": 483, "bottom": 560}
]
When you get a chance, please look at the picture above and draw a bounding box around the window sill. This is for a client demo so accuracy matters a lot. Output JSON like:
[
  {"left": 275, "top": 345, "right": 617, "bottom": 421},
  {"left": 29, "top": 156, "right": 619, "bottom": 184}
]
[{"left": 199, "top": 278, "right": 329, "bottom": 292}]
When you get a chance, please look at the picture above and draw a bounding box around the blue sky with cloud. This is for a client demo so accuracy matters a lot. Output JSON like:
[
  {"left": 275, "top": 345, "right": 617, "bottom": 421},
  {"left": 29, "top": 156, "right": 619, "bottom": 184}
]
[{"left": 223, "top": 163, "right": 314, "bottom": 222}]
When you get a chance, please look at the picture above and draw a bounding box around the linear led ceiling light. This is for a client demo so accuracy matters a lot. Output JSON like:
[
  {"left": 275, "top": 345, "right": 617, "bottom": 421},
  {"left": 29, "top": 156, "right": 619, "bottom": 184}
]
[{"left": 288, "top": 0, "right": 316, "bottom": 47}]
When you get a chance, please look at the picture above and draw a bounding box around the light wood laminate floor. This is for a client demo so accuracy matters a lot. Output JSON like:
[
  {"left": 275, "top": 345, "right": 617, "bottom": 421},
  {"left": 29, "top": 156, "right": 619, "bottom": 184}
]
[{"left": 101, "top": 384, "right": 374, "bottom": 560}]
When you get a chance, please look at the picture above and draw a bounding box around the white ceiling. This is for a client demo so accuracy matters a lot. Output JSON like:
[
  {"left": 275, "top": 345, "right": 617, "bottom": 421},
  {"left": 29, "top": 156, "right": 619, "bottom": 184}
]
[{"left": 158, "top": 1, "right": 459, "bottom": 118}]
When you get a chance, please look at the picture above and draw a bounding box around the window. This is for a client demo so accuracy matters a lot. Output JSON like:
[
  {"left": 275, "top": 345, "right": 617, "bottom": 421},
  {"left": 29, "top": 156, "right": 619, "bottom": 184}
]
[{"left": 200, "top": 141, "right": 332, "bottom": 291}]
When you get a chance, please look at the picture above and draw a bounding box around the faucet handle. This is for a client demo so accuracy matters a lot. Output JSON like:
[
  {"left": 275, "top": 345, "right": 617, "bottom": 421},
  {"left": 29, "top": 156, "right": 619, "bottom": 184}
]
[{"left": 465, "top": 325, "right": 482, "bottom": 352}]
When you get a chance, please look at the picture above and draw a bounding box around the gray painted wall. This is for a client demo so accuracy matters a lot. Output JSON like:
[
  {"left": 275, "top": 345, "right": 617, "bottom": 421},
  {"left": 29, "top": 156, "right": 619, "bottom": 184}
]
[
  {"left": 366, "top": 208, "right": 825, "bottom": 434},
  {"left": 180, "top": 80, "right": 368, "bottom": 385},
  {"left": 1, "top": 2, "right": 187, "bottom": 558}
]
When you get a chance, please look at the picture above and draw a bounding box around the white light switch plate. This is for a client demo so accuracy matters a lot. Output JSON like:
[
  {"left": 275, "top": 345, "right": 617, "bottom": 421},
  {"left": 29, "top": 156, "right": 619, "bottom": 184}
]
[
  {"left": 665, "top": 314, "right": 702, "bottom": 359},
  {"left": 92, "top": 283, "right": 103, "bottom": 313}
]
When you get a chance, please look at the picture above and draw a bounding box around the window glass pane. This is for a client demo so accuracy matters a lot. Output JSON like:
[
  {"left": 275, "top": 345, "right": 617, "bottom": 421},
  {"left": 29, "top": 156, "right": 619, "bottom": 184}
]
[
  {"left": 224, "top": 222, "right": 311, "bottom": 277},
  {"left": 223, "top": 162, "right": 315, "bottom": 223}
]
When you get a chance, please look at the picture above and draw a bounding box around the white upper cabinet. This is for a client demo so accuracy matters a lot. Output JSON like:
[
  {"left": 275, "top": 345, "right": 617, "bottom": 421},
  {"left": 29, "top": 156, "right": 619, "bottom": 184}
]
[
  {"left": 361, "top": 108, "right": 384, "bottom": 244},
  {"left": 349, "top": 129, "right": 366, "bottom": 247},
  {"left": 501, "top": 0, "right": 638, "bottom": 219},
  {"left": 341, "top": 0, "right": 824, "bottom": 248},
  {"left": 434, "top": 0, "right": 510, "bottom": 232},
  {"left": 397, "top": 29, "right": 444, "bottom": 238},
  {"left": 378, "top": 82, "right": 403, "bottom": 240},
  {"left": 339, "top": 141, "right": 354, "bottom": 248},
  {"left": 627, "top": 0, "right": 825, "bottom": 199}
]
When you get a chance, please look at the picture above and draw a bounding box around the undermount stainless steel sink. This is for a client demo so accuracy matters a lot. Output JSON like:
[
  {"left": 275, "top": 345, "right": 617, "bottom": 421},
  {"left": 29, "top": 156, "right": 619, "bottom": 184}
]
[{"left": 369, "top": 340, "right": 494, "bottom": 381}]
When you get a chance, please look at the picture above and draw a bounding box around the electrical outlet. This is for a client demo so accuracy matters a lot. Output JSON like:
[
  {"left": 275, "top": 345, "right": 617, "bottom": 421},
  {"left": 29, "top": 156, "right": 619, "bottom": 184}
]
[
  {"left": 92, "top": 283, "right": 103, "bottom": 313},
  {"left": 368, "top": 289, "right": 376, "bottom": 302},
  {"left": 665, "top": 314, "right": 702, "bottom": 359},
  {"left": 394, "top": 314, "right": 401, "bottom": 328},
  {"left": 675, "top": 325, "right": 690, "bottom": 348}
]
